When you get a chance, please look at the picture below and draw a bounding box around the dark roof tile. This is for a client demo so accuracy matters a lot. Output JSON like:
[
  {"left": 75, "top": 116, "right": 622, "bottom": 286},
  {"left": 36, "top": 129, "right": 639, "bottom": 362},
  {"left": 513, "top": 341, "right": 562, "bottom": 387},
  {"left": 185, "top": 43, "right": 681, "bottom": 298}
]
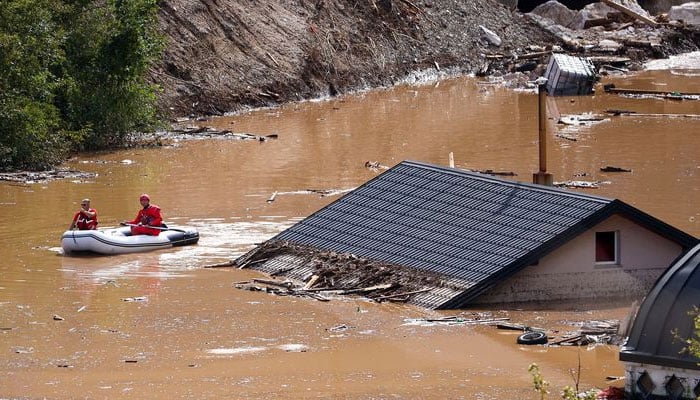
[{"left": 266, "top": 160, "right": 697, "bottom": 308}]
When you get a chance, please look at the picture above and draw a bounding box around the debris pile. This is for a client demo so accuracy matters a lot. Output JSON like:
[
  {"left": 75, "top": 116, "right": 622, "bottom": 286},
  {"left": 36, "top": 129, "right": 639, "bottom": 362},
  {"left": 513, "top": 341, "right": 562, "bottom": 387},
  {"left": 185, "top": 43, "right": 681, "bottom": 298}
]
[
  {"left": 496, "top": 318, "right": 623, "bottom": 346},
  {"left": 0, "top": 169, "right": 97, "bottom": 184},
  {"left": 227, "top": 240, "right": 461, "bottom": 303}
]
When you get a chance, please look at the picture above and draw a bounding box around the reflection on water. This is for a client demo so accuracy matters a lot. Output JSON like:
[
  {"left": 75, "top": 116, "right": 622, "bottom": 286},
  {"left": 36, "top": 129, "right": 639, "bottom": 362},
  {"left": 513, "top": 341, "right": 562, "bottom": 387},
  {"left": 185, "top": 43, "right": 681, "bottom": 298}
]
[{"left": 0, "top": 63, "right": 698, "bottom": 398}]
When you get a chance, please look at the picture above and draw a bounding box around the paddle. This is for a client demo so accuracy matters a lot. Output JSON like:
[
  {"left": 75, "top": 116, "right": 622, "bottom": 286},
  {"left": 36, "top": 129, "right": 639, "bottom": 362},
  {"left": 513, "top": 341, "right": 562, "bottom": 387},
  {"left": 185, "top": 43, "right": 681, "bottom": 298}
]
[{"left": 121, "top": 223, "right": 187, "bottom": 233}]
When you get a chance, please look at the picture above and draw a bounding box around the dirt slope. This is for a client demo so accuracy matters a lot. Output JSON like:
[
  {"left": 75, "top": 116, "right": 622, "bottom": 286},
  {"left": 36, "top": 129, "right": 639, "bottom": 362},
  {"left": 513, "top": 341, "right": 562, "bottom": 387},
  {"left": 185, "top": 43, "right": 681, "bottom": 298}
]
[
  {"left": 149, "top": 0, "right": 697, "bottom": 118},
  {"left": 151, "top": 0, "right": 559, "bottom": 117}
]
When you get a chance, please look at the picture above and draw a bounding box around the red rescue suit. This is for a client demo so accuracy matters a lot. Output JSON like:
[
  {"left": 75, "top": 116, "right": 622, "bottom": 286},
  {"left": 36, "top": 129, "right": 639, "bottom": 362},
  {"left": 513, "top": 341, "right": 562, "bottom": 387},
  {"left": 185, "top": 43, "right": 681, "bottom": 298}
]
[
  {"left": 72, "top": 209, "right": 98, "bottom": 230},
  {"left": 127, "top": 204, "right": 163, "bottom": 236}
]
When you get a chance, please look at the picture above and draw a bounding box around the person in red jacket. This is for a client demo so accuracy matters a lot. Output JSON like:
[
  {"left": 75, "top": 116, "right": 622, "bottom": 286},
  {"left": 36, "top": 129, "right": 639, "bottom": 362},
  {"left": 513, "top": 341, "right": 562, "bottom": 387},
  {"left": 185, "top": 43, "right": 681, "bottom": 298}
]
[
  {"left": 120, "top": 194, "right": 163, "bottom": 236},
  {"left": 69, "top": 198, "right": 98, "bottom": 230}
]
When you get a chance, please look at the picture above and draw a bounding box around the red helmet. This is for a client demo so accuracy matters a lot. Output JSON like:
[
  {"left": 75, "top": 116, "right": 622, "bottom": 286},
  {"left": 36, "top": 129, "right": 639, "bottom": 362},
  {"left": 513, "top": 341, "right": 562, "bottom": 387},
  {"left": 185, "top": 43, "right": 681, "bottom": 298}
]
[{"left": 139, "top": 194, "right": 150, "bottom": 201}]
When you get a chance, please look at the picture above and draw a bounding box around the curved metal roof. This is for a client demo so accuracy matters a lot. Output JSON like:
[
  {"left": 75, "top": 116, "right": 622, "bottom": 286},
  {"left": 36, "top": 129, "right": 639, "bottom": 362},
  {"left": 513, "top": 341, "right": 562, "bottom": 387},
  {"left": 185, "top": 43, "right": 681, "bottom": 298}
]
[{"left": 620, "top": 243, "right": 700, "bottom": 370}]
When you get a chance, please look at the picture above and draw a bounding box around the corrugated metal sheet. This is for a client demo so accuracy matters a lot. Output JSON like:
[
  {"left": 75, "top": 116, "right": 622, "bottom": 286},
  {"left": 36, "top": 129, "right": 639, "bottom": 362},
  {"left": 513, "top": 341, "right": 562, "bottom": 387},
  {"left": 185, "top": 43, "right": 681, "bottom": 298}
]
[{"left": 242, "top": 160, "right": 697, "bottom": 309}]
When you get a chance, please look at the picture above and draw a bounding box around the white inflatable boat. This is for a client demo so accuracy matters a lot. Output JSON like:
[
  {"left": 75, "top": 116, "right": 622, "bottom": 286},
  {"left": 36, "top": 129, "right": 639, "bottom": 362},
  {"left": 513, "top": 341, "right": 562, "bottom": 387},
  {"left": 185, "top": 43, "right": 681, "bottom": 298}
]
[{"left": 61, "top": 226, "right": 199, "bottom": 255}]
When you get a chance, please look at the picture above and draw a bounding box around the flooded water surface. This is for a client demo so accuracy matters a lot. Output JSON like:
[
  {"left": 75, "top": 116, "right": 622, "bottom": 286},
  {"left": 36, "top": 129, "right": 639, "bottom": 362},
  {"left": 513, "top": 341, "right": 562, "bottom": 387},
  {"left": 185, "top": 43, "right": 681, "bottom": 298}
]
[{"left": 0, "top": 62, "right": 698, "bottom": 398}]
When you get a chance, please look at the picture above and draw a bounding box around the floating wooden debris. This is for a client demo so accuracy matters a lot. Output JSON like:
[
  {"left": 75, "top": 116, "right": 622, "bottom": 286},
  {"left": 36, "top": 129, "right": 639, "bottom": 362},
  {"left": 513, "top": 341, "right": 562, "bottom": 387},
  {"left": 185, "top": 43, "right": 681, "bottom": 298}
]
[
  {"left": 405, "top": 315, "right": 510, "bottom": 326},
  {"left": 606, "top": 109, "right": 700, "bottom": 119},
  {"left": 604, "top": 85, "right": 700, "bottom": 101},
  {"left": 121, "top": 296, "right": 148, "bottom": 302},
  {"left": 600, "top": 166, "right": 631, "bottom": 173},
  {"left": 471, "top": 169, "right": 517, "bottom": 176},
  {"left": 306, "top": 188, "right": 355, "bottom": 197},
  {"left": 581, "top": 320, "right": 620, "bottom": 335},
  {"left": 169, "top": 125, "right": 280, "bottom": 140},
  {"left": 0, "top": 169, "right": 97, "bottom": 183},
  {"left": 556, "top": 133, "right": 578, "bottom": 141},
  {"left": 234, "top": 278, "right": 331, "bottom": 302},
  {"left": 233, "top": 241, "right": 466, "bottom": 305},
  {"left": 262, "top": 188, "right": 355, "bottom": 202},
  {"left": 13, "top": 347, "right": 34, "bottom": 354},
  {"left": 327, "top": 324, "right": 349, "bottom": 332},
  {"left": 548, "top": 333, "right": 616, "bottom": 346},
  {"left": 558, "top": 114, "right": 607, "bottom": 126},
  {"left": 203, "top": 260, "right": 236, "bottom": 268},
  {"left": 365, "top": 160, "right": 390, "bottom": 171},
  {"left": 554, "top": 180, "right": 610, "bottom": 189},
  {"left": 545, "top": 319, "right": 621, "bottom": 346}
]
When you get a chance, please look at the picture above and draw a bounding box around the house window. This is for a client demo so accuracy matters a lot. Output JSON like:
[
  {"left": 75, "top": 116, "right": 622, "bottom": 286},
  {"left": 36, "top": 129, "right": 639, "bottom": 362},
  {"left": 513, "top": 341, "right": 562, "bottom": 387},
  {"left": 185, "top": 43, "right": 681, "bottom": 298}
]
[{"left": 595, "top": 231, "right": 618, "bottom": 263}]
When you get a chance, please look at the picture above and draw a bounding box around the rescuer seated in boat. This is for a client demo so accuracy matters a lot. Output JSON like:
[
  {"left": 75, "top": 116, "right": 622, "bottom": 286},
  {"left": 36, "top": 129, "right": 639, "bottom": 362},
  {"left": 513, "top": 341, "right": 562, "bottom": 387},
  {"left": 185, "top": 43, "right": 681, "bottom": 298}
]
[
  {"left": 119, "top": 194, "right": 164, "bottom": 236},
  {"left": 68, "top": 198, "right": 98, "bottom": 230}
]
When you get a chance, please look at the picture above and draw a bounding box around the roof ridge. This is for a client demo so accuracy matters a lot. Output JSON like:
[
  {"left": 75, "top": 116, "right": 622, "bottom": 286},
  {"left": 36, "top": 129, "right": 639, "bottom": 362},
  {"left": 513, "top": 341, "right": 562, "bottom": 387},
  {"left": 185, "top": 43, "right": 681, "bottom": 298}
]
[{"left": 401, "top": 160, "right": 613, "bottom": 204}]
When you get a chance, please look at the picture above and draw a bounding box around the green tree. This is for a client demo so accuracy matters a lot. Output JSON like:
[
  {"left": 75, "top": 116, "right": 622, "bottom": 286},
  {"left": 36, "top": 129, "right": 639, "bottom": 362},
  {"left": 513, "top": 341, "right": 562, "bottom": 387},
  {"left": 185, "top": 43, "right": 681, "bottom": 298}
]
[
  {"left": 62, "top": 0, "right": 164, "bottom": 149},
  {"left": 0, "top": 0, "right": 163, "bottom": 171},
  {"left": 0, "top": 0, "right": 74, "bottom": 170}
]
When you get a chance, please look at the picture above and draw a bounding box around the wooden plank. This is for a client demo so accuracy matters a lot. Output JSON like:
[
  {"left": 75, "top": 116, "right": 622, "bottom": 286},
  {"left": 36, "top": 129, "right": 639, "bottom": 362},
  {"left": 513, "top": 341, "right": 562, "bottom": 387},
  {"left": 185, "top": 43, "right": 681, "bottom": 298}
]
[
  {"left": 203, "top": 260, "right": 235, "bottom": 268},
  {"left": 252, "top": 278, "right": 294, "bottom": 289},
  {"left": 600, "top": 0, "right": 658, "bottom": 27},
  {"left": 303, "top": 275, "right": 320, "bottom": 290},
  {"left": 341, "top": 283, "right": 393, "bottom": 294}
]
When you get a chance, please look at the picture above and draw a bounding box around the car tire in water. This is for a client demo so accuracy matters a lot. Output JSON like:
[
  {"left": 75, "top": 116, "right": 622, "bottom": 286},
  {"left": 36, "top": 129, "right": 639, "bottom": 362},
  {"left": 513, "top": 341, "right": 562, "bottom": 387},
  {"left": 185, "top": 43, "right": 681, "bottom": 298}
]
[{"left": 517, "top": 330, "right": 548, "bottom": 345}]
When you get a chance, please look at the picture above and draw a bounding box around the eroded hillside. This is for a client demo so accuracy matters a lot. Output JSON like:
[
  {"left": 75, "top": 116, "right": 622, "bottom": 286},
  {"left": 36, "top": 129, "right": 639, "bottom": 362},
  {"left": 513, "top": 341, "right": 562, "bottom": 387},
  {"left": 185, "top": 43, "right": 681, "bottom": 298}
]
[{"left": 150, "top": 0, "right": 698, "bottom": 118}]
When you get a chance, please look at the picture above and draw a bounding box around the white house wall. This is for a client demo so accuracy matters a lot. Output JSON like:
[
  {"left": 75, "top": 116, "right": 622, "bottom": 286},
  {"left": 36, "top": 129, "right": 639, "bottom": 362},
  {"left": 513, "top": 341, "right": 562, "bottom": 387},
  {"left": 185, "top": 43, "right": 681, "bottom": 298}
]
[
  {"left": 623, "top": 362, "right": 700, "bottom": 399},
  {"left": 473, "top": 214, "right": 684, "bottom": 304}
]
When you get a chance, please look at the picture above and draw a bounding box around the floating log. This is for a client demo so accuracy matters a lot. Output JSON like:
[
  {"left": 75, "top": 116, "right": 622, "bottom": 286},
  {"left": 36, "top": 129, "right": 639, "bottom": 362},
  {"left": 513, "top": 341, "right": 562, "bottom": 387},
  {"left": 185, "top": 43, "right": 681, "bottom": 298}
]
[
  {"left": 472, "top": 169, "right": 517, "bottom": 176},
  {"left": 600, "top": 166, "right": 631, "bottom": 172},
  {"left": 556, "top": 133, "right": 578, "bottom": 142},
  {"left": 608, "top": 112, "right": 700, "bottom": 119},
  {"left": 252, "top": 278, "right": 294, "bottom": 289},
  {"left": 203, "top": 260, "right": 236, "bottom": 268},
  {"left": 604, "top": 85, "right": 700, "bottom": 97}
]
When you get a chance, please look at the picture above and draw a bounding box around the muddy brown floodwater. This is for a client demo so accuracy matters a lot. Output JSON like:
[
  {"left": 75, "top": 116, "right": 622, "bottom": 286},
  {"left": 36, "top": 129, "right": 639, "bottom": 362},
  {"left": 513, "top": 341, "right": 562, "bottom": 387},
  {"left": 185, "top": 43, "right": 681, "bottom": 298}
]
[{"left": 1, "top": 56, "right": 698, "bottom": 398}]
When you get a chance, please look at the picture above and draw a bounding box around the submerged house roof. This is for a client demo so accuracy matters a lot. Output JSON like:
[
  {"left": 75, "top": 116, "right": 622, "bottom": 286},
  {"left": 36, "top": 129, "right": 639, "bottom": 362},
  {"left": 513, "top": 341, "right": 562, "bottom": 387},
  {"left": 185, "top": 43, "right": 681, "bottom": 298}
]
[
  {"left": 620, "top": 243, "right": 700, "bottom": 370},
  {"left": 253, "top": 160, "right": 697, "bottom": 309}
]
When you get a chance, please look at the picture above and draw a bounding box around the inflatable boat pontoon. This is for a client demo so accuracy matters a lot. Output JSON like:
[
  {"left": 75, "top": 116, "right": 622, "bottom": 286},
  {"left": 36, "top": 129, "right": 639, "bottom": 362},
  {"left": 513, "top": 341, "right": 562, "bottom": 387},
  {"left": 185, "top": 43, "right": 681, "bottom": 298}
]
[{"left": 61, "top": 226, "right": 199, "bottom": 255}]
